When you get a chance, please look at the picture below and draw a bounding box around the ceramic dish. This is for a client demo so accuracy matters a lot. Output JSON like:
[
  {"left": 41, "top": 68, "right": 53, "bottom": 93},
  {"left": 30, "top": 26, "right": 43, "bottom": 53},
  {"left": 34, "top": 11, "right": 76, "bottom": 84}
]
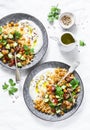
[
  {"left": 0, "top": 13, "right": 48, "bottom": 70},
  {"left": 23, "top": 61, "right": 84, "bottom": 121},
  {"left": 59, "top": 12, "right": 75, "bottom": 29}
]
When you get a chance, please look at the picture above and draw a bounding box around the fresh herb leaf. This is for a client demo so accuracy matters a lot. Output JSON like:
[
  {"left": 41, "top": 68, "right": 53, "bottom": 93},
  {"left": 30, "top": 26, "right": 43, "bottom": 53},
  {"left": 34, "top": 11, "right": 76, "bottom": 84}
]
[
  {"left": 48, "top": 5, "right": 61, "bottom": 23},
  {"left": 0, "top": 39, "right": 7, "bottom": 45},
  {"left": 70, "top": 78, "right": 79, "bottom": 90},
  {"left": 2, "top": 79, "right": 18, "bottom": 96},
  {"left": 30, "top": 48, "right": 34, "bottom": 54},
  {"left": 79, "top": 40, "right": 86, "bottom": 46},
  {"left": 0, "top": 26, "right": 2, "bottom": 34},
  {"left": 55, "top": 85, "right": 64, "bottom": 96},
  {"left": 23, "top": 45, "right": 29, "bottom": 51},
  {"left": 14, "top": 31, "right": 22, "bottom": 39},
  {"left": 24, "top": 45, "right": 34, "bottom": 55},
  {"left": 68, "top": 97, "right": 73, "bottom": 102},
  {"left": 9, "top": 79, "right": 16, "bottom": 86},
  {"left": 9, "top": 86, "right": 18, "bottom": 95},
  {"left": 49, "top": 101, "right": 56, "bottom": 108},
  {"left": 2, "top": 83, "right": 9, "bottom": 90}
]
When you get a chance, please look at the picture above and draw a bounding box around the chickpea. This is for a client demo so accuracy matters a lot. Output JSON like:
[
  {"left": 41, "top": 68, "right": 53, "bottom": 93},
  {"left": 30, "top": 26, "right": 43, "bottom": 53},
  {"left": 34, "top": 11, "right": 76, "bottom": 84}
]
[
  {"left": 20, "top": 28, "right": 23, "bottom": 31},
  {"left": 14, "top": 23, "right": 19, "bottom": 27},
  {"left": 0, "top": 35, "right": 2, "bottom": 40},
  {"left": 2, "top": 59, "right": 7, "bottom": 63},
  {"left": 10, "top": 22, "right": 14, "bottom": 26},
  {"left": 8, "top": 23, "right": 12, "bottom": 27},
  {"left": 0, "top": 44, "right": 2, "bottom": 49},
  {"left": 2, "top": 50, "right": 9, "bottom": 55},
  {"left": 11, "top": 48, "right": 15, "bottom": 53},
  {"left": 3, "top": 31, "right": 8, "bottom": 35},
  {"left": 7, "top": 39, "right": 14, "bottom": 43}
]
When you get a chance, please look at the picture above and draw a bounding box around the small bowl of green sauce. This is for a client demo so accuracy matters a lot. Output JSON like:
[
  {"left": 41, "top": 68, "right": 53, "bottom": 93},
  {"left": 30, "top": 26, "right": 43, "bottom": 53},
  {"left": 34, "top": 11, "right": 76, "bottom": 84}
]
[{"left": 59, "top": 32, "right": 76, "bottom": 52}]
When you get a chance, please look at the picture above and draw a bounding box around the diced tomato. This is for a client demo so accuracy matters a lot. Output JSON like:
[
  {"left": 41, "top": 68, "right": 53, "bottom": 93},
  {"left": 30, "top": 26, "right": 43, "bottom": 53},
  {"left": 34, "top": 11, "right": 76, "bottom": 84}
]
[
  {"left": 52, "top": 98, "right": 58, "bottom": 104},
  {"left": 9, "top": 59, "right": 15, "bottom": 66}
]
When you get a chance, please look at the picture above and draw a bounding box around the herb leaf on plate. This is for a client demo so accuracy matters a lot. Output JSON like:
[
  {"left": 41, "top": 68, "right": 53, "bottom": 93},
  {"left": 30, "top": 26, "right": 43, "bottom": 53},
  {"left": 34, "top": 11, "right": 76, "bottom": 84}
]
[
  {"left": 70, "top": 78, "right": 79, "bottom": 90},
  {"left": 55, "top": 85, "right": 64, "bottom": 96},
  {"left": 79, "top": 40, "right": 86, "bottom": 46},
  {"left": 14, "top": 31, "right": 22, "bottom": 39}
]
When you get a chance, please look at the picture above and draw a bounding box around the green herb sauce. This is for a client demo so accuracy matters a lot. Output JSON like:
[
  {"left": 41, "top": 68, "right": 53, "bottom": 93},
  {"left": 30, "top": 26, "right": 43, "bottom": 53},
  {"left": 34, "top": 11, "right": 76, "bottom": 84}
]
[{"left": 61, "top": 33, "right": 75, "bottom": 45}]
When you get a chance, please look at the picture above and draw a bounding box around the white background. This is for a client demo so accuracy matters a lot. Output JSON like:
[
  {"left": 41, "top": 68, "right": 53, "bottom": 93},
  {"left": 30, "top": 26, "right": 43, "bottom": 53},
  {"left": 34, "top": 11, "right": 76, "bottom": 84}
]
[{"left": 0, "top": 0, "right": 90, "bottom": 129}]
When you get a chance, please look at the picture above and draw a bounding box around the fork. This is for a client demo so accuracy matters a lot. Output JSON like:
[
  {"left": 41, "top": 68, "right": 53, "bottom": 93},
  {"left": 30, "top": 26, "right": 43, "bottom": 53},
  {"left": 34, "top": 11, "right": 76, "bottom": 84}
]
[
  {"left": 57, "top": 61, "right": 80, "bottom": 85},
  {"left": 14, "top": 52, "right": 21, "bottom": 83}
]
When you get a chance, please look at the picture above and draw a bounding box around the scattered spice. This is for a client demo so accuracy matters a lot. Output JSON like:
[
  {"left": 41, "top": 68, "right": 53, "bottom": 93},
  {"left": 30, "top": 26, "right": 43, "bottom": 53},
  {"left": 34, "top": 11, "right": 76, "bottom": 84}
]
[{"left": 61, "top": 15, "right": 72, "bottom": 26}]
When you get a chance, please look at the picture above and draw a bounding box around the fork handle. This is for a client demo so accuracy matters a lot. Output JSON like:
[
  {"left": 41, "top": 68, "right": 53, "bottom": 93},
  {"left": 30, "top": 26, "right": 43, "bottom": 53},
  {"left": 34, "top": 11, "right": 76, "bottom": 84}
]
[{"left": 15, "top": 68, "right": 21, "bottom": 83}]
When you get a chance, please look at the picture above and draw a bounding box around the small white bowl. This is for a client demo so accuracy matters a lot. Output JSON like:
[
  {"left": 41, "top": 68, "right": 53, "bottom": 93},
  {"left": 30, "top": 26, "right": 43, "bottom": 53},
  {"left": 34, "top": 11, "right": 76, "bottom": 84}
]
[{"left": 59, "top": 12, "right": 75, "bottom": 29}]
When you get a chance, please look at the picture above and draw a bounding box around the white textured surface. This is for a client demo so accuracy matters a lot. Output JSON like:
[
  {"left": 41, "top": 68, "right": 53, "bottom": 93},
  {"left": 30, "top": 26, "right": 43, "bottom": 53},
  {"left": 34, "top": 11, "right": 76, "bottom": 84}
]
[{"left": 0, "top": 0, "right": 90, "bottom": 129}]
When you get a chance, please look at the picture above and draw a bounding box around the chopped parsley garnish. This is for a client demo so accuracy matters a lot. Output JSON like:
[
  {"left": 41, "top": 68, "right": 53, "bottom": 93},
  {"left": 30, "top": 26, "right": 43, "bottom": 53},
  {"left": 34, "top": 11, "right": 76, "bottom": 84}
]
[
  {"left": 0, "top": 26, "right": 2, "bottom": 34},
  {"left": 55, "top": 85, "right": 64, "bottom": 96},
  {"left": 70, "top": 78, "right": 79, "bottom": 90},
  {"left": 30, "top": 48, "right": 34, "bottom": 54},
  {"left": 24, "top": 45, "right": 34, "bottom": 55},
  {"left": 48, "top": 5, "right": 61, "bottom": 23},
  {"left": 79, "top": 40, "right": 86, "bottom": 46},
  {"left": 2, "top": 79, "right": 18, "bottom": 95},
  {"left": 14, "top": 31, "right": 22, "bottom": 39}
]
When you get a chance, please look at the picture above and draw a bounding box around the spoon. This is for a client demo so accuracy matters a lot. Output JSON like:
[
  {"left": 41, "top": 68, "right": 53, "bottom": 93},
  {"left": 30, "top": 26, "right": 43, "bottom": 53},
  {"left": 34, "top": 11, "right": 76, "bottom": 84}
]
[{"left": 58, "top": 61, "right": 80, "bottom": 85}]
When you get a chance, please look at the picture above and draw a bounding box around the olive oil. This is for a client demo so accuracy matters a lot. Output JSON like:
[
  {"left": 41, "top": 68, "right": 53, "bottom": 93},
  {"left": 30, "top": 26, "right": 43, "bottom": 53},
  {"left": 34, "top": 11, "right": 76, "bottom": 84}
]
[{"left": 61, "top": 33, "right": 75, "bottom": 45}]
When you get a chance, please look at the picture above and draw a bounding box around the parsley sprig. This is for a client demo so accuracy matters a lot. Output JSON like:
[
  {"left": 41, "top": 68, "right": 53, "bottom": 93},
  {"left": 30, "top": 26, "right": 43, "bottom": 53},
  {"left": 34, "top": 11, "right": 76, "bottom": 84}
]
[
  {"left": 14, "top": 31, "right": 22, "bottom": 39},
  {"left": 2, "top": 79, "right": 18, "bottom": 95},
  {"left": 24, "top": 45, "right": 34, "bottom": 55},
  {"left": 48, "top": 5, "right": 61, "bottom": 23}
]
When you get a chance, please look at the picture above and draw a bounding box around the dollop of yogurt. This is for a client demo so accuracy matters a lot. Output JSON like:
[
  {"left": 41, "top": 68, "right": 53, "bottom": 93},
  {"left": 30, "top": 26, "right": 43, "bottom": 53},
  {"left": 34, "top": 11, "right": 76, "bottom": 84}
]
[{"left": 18, "top": 19, "right": 43, "bottom": 54}]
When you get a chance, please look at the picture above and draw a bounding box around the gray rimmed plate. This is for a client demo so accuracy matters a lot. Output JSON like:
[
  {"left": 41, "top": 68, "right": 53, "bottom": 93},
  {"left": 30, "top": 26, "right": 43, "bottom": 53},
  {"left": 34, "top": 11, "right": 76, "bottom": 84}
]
[
  {"left": 23, "top": 61, "right": 84, "bottom": 121},
  {"left": 0, "top": 13, "right": 48, "bottom": 70}
]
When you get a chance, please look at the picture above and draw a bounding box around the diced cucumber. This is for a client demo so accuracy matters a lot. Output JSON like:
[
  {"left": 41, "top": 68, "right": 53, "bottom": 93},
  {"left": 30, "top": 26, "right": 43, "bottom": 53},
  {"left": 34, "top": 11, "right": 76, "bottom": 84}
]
[
  {"left": 20, "top": 56, "right": 26, "bottom": 61},
  {"left": 13, "top": 42, "right": 18, "bottom": 47},
  {"left": 0, "top": 52, "right": 3, "bottom": 58},
  {"left": 5, "top": 44, "right": 10, "bottom": 49},
  {"left": 8, "top": 53, "right": 13, "bottom": 59},
  {"left": 2, "top": 40, "right": 7, "bottom": 45},
  {"left": 44, "top": 98, "right": 49, "bottom": 103},
  {"left": 56, "top": 109, "right": 61, "bottom": 114},
  {"left": 45, "top": 94, "right": 49, "bottom": 98},
  {"left": 8, "top": 34, "right": 13, "bottom": 39},
  {"left": 16, "top": 53, "right": 22, "bottom": 59},
  {"left": 61, "top": 85, "right": 66, "bottom": 89},
  {"left": 3, "top": 34, "right": 8, "bottom": 39},
  {"left": 56, "top": 95, "right": 60, "bottom": 99},
  {"left": 17, "top": 62, "right": 22, "bottom": 67}
]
